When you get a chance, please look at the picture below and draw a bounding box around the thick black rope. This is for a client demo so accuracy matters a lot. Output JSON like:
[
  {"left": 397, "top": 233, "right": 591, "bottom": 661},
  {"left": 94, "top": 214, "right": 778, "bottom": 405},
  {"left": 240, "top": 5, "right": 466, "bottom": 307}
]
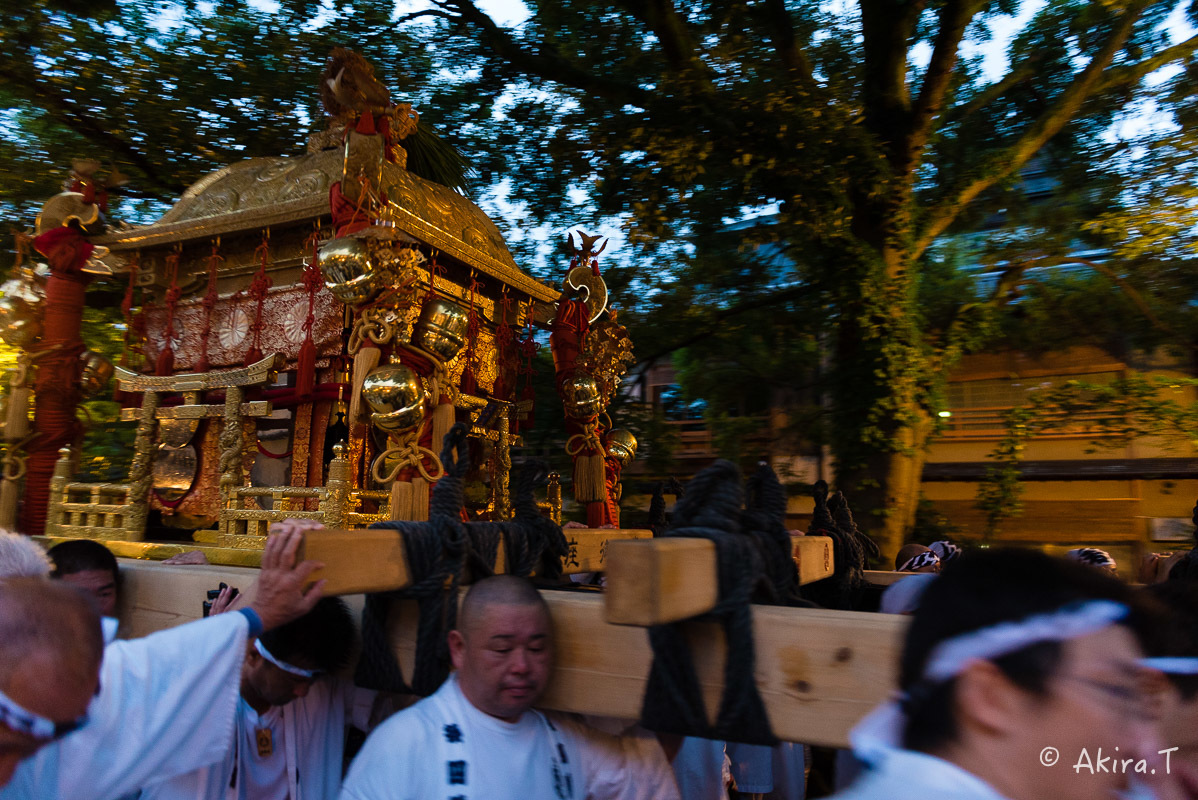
[
  {"left": 649, "top": 477, "right": 686, "bottom": 537},
  {"left": 641, "top": 459, "right": 779, "bottom": 746},
  {"left": 743, "top": 460, "right": 804, "bottom": 606},
  {"left": 355, "top": 425, "right": 572, "bottom": 695},
  {"left": 802, "top": 480, "right": 873, "bottom": 610},
  {"left": 829, "top": 489, "right": 881, "bottom": 563}
]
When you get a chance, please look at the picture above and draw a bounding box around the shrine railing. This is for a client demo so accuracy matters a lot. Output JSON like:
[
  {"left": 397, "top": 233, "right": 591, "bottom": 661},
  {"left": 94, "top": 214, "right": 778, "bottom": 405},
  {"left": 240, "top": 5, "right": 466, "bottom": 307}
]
[{"left": 46, "top": 448, "right": 136, "bottom": 539}]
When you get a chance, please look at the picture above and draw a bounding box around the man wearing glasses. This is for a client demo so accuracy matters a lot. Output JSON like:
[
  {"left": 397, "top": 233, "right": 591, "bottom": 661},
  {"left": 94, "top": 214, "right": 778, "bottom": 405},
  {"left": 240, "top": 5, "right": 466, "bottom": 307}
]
[{"left": 830, "top": 548, "right": 1168, "bottom": 800}]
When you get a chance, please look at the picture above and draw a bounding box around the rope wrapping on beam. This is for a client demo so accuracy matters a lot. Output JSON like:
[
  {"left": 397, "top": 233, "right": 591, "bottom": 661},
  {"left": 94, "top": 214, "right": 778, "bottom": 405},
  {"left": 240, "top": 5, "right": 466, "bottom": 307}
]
[
  {"left": 641, "top": 460, "right": 813, "bottom": 746},
  {"left": 647, "top": 476, "right": 685, "bottom": 537},
  {"left": 802, "top": 481, "right": 876, "bottom": 611},
  {"left": 355, "top": 423, "right": 569, "bottom": 696}
]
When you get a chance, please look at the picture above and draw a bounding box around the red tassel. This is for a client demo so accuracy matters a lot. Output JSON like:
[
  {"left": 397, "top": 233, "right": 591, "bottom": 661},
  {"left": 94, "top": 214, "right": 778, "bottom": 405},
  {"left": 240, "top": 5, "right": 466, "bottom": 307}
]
[
  {"left": 155, "top": 346, "right": 174, "bottom": 376},
  {"left": 244, "top": 346, "right": 263, "bottom": 368},
  {"left": 296, "top": 337, "right": 317, "bottom": 399},
  {"left": 586, "top": 501, "right": 607, "bottom": 528},
  {"left": 355, "top": 113, "right": 377, "bottom": 136},
  {"left": 519, "top": 384, "right": 535, "bottom": 433},
  {"left": 461, "top": 366, "right": 478, "bottom": 397}
]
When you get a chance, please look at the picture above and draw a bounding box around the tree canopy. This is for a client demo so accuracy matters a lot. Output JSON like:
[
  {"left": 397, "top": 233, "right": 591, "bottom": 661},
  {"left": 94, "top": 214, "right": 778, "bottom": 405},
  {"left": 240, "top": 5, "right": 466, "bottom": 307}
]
[{"left": 2, "top": 0, "right": 1197, "bottom": 555}]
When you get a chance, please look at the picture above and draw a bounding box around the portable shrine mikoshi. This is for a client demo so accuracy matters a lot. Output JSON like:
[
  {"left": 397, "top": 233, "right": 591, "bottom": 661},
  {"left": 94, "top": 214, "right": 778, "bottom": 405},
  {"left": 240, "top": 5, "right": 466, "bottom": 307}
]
[
  {"left": 0, "top": 50, "right": 644, "bottom": 564},
  {"left": 1, "top": 49, "right": 901, "bottom": 750}
]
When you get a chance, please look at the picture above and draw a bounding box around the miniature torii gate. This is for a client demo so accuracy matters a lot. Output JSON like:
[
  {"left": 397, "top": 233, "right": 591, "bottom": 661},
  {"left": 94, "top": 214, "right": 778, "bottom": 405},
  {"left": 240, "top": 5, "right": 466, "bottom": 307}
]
[{"left": 296, "top": 528, "right": 905, "bottom": 748}]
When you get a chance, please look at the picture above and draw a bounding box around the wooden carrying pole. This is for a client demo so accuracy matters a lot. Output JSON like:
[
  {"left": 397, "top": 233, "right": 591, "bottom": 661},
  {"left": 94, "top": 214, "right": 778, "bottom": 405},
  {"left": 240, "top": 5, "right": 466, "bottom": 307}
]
[
  {"left": 385, "top": 589, "right": 905, "bottom": 748},
  {"left": 604, "top": 536, "right": 836, "bottom": 626},
  {"left": 296, "top": 528, "right": 902, "bottom": 747},
  {"left": 298, "top": 527, "right": 652, "bottom": 595}
]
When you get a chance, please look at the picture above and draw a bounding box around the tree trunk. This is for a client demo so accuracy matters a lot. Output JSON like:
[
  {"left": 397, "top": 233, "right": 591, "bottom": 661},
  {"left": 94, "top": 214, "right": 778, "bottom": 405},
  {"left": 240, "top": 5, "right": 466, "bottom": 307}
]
[{"left": 829, "top": 268, "right": 936, "bottom": 563}]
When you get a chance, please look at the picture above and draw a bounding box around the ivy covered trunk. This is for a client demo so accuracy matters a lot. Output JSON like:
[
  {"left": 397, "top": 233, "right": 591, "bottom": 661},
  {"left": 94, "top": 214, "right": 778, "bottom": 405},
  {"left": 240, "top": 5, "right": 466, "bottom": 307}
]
[
  {"left": 836, "top": 415, "right": 935, "bottom": 564},
  {"left": 829, "top": 240, "right": 939, "bottom": 562}
]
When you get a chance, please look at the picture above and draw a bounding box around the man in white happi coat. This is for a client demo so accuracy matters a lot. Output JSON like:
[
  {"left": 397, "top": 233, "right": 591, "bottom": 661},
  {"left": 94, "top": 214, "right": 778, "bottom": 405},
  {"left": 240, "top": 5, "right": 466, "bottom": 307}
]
[
  {"left": 0, "top": 527, "right": 326, "bottom": 800},
  {"left": 340, "top": 575, "right": 681, "bottom": 800},
  {"left": 830, "top": 548, "right": 1170, "bottom": 800},
  {"left": 140, "top": 596, "right": 379, "bottom": 800}
]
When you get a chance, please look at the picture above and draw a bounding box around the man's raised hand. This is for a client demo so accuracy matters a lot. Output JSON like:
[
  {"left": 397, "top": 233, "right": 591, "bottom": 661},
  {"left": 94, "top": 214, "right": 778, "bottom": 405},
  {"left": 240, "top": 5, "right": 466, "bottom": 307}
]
[{"left": 247, "top": 526, "right": 325, "bottom": 632}]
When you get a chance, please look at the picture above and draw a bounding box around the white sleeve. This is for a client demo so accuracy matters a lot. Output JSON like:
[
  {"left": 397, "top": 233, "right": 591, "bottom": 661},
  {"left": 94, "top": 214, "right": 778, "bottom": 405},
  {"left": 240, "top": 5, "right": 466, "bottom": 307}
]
[
  {"left": 1, "top": 612, "right": 248, "bottom": 800},
  {"left": 338, "top": 710, "right": 423, "bottom": 800},
  {"left": 552, "top": 714, "right": 681, "bottom": 800},
  {"left": 337, "top": 680, "right": 381, "bottom": 732}
]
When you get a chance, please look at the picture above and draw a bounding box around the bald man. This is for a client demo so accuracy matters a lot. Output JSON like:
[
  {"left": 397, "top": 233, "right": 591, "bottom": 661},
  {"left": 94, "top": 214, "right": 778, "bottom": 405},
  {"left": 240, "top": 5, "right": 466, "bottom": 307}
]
[
  {"left": 1, "top": 527, "right": 326, "bottom": 800},
  {"left": 0, "top": 578, "right": 102, "bottom": 787},
  {"left": 341, "top": 575, "right": 679, "bottom": 800}
]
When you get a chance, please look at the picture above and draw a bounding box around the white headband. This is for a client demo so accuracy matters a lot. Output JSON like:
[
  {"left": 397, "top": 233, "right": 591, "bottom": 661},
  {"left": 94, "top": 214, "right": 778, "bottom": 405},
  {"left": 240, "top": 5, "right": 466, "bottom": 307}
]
[
  {"left": 923, "top": 600, "right": 1128, "bottom": 682},
  {"left": 898, "top": 551, "right": 940, "bottom": 573},
  {"left": 1142, "top": 657, "right": 1198, "bottom": 675},
  {"left": 254, "top": 638, "right": 320, "bottom": 679},
  {"left": 851, "top": 599, "right": 1130, "bottom": 763}
]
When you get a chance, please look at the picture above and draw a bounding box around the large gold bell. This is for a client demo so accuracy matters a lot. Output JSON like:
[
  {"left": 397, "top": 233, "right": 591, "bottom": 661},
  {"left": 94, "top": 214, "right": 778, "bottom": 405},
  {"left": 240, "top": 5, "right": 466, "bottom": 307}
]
[
  {"left": 0, "top": 296, "right": 42, "bottom": 348},
  {"left": 79, "top": 350, "right": 114, "bottom": 396},
  {"left": 319, "top": 237, "right": 381, "bottom": 305},
  {"left": 412, "top": 297, "right": 470, "bottom": 362},
  {"left": 412, "top": 297, "right": 467, "bottom": 361},
  {"left": 362, "top": 362, "right": 427, "bottom": 433},
  {"left": 606, "top": 429, "right": 638, "bottom": 467},
  {"left": 561, "top": 372, "right": 604, "bottom": 419}
]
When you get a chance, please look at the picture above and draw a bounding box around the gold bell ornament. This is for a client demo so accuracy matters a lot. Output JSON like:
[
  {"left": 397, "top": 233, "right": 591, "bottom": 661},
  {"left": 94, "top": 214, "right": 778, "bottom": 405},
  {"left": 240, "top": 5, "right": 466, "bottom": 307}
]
[
  {"left": 411, "top": 296, "right": 469, "bottom": 451},
  {"left": 605, "top": 429, "right": 638, "bottom": 467},
  {"left": 362, "top": 359, "right": 434, "bottom": 521},
  {"left": 78, "top": 350, "right": 114, "bottom": 396},
  {"left": 362, "top": 360, "right": 427, "bottom": 433},
  {"left": 319, "top": 236, "right": 382, "bottom": 306},
  {"left": 412, "top": 297, "right": 470, "bottom": 362},
  {"left": 561, "top": 372, "right": 604, "bottom": 420}
]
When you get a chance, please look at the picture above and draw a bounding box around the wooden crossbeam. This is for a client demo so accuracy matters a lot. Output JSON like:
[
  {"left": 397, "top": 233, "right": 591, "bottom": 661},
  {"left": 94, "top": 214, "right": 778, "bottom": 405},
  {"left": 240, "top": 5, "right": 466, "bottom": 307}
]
[
  {"left": 604, "top": 536, "right": 836, "bottom": 626},
  {"left": 388, "top": 590, "right": 905, "bottom": 747},
  {"left": 114, "top": 353, "right": 284, "bottom": 392},
  {"left": 864, "top": 570, "right": 918, "bottom": 586},
  {"left": 118, "top": 400, "right": 272, "bottom": 421},
  {"left": 793, "top": 535, "right": 834, "bottom": 585},
  {"left": 299, "top": 528, "right": 651, "bottom": 596}
]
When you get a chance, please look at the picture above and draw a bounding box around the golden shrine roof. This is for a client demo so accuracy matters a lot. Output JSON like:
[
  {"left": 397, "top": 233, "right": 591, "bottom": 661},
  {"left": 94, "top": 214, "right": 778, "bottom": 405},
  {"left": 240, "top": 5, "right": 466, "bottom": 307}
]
[{"left": 95, "top": 141, "right": 557, "bottom": 304}]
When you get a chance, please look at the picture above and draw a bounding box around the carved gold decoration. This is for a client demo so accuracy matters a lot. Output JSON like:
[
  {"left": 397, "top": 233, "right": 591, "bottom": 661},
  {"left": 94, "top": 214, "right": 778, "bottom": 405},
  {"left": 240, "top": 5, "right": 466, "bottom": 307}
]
[
  {"left": 377, "top": 166, "right": 556, "bottom": 303},
  {"left": 578, "top": 318, "right": 635, "bottom": 406},
  {"left": 126, "top": 393, "right": 160, "bottom": 541},
  {"left": 119, "top": 400, "right": 271, "bottom": 423},
  {"left": 0, "top": 266, "right": 46, "bottom": 349},
  {"left": 322, "top": 234, "right": 425, "bottom": 309},
  {"left": 115, "top": 353, "right": 284, "bottom": 392},
  {"left": 564, "top": 266, "right": 609, "bottom": 324},
  {"left": 348, "top": 306, "right": 401, "bottom": 354},
  {"left": 147, "top": 149, "right": 339, "bottom": 229},
  {"left": 35, "top": 192, "right": 101, "bottom": 236}
]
